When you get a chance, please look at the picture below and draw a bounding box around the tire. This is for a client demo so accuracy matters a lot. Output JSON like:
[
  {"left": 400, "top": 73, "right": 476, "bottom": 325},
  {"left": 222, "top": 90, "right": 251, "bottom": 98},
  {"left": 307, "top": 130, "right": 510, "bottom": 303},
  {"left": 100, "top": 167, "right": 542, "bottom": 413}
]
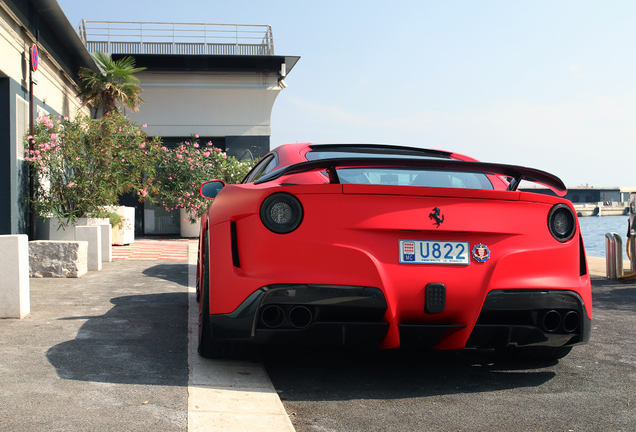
[
  {"left": 197, "top": 232, "right": 250, "bottom": 359},
  {"left": 197, "top": 232, "right": 216, "bottom": 358},
  {"left": 499, "top": 346, "right": 573, "bottom": 362}
]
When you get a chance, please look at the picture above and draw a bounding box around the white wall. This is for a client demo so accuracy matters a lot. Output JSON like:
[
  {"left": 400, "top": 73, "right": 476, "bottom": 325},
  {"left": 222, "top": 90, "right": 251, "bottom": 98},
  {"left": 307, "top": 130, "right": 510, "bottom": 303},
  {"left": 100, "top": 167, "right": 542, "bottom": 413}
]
[{"left": 129, "top": 71, "right": 282, "bottom": 138}]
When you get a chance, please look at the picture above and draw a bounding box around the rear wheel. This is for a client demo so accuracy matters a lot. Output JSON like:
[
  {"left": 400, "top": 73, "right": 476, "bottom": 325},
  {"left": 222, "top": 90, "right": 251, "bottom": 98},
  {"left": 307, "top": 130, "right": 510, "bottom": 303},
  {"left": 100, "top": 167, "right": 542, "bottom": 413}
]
[
  {"left": 197, "top": 232, "right": 216, "bottom": 358},
  {"left": 197, "top": 232, "right": 250, "bottom": 359}
]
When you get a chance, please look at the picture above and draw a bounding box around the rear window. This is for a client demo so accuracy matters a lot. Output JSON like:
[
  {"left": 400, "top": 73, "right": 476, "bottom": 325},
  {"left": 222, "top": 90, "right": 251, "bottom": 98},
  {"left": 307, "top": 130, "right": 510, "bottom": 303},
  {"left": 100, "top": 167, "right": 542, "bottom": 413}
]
[{"left": 336, "top": 167, "right": 493, "bottom": 190}]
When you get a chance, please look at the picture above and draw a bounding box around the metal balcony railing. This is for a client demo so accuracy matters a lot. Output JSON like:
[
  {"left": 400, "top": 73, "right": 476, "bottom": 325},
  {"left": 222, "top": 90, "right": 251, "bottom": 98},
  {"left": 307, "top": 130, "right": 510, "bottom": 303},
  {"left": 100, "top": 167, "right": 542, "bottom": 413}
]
[{"left": 78, "top": 21, "right": 275, "bottom": 56}]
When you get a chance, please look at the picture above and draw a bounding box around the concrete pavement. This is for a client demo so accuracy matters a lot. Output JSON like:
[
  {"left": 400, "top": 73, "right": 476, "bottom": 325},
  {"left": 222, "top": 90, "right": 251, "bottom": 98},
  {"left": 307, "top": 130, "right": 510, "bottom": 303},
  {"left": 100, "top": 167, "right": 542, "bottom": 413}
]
[
  {"left": 0, "top": 244, "right": 613, "bottom": 430},
  {"left": 0, "top": 241, "right": 293, "bottom": 431},
  {"left": 185, "top": 242, "right": 294, "bottom": 431}
]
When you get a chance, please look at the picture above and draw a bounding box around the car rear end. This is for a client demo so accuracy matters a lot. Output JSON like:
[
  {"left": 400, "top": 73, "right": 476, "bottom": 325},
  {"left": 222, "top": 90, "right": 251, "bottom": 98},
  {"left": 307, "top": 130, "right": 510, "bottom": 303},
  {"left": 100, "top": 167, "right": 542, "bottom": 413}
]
[{"left": 205, "top": 157, "right": 591, "bottom": 358}]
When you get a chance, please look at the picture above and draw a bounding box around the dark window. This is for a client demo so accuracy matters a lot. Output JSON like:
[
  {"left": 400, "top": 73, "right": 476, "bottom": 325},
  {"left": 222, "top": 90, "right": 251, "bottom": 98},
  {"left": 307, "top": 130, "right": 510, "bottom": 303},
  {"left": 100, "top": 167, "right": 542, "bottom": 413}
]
[{"left": 243, "top": 153, "right": 278, "bottom": 184}]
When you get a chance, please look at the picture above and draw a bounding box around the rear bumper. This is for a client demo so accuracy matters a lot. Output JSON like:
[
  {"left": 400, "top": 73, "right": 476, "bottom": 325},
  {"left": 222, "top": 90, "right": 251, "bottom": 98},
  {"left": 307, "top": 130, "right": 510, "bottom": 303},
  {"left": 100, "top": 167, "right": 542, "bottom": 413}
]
[
  {"left": 208, "top": 284, "right": 389, "bottom": 348},
  {"left": 208, "top": 285, "right": 591, "bottom": 350},
  {"left": 466, "top": 290, "right": 592, "bottom": 348}
]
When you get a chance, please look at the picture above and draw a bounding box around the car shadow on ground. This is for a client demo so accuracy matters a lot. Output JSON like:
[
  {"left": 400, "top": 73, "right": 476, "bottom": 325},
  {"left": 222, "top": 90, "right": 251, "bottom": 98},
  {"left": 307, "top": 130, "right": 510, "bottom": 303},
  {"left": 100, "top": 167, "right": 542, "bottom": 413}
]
[
  {"left": 261, "top": 345, "right": 558, "bottom": 401},
  {"left": 142, "top": 264, "right": 190, "bottom": 287},
  {"left": 46, "top": 292, "right": 189, "bottom": 386}
]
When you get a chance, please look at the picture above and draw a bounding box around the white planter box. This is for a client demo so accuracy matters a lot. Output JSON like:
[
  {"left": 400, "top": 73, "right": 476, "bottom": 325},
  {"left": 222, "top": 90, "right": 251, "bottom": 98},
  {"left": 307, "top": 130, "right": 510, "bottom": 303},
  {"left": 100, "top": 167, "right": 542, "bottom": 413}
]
[{"left": 110, "top": 206, "right": 135, "bottom": 245}]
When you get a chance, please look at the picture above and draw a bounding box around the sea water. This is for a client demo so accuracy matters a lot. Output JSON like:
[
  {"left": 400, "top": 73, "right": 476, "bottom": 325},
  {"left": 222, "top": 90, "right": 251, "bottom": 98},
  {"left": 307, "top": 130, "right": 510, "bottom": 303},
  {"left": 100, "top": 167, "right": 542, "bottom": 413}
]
[{"left": 578, "top": 216, "right": 629, "bottom": 258}]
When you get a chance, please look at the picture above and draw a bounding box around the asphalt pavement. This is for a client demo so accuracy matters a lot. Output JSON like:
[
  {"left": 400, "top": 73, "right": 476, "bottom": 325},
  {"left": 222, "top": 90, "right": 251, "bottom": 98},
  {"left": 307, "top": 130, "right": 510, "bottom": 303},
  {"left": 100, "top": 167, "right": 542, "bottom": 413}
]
[
  {"left": 0, "top": 242, "right": 292, "bottom": 432},
  {"left": 0, "top": 252, "right": 631, "bottom": 431}
]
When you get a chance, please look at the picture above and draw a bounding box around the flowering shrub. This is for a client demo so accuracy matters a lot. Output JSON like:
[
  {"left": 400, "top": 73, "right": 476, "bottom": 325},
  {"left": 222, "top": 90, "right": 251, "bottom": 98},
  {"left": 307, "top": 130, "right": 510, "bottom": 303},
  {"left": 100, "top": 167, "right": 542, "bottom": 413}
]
[
  {"left": 154, "top": 135, "right": 257, "bottom": 223},
  {"left": 24, "top": 112, "right": 162, "bottom": 225}
]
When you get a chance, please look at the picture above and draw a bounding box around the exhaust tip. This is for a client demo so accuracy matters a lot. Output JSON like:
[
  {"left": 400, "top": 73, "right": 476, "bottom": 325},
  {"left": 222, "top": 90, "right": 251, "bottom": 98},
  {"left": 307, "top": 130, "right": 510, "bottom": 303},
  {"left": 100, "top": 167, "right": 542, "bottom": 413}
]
[
  {"left": 288, "top": 306, "right": 313, "bottom": 329},
  {"left": 542, "top": 310, "right": 562, "bottom": 333},
  {"left": 562, "top": 311, "right": 580, "bottom": 333},
  {"left": 261, "top": 305, "right": 285, "bottom": 328}
]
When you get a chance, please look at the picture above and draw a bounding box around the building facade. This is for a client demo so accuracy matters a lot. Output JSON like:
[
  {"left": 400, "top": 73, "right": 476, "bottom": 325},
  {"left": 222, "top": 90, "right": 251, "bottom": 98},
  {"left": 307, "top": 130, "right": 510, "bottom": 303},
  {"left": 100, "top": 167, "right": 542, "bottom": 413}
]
[
  {"left": 0, "top": 0, "right": 95, "bottom": 235},
  {"left": 0, "top": 10, "right": 298, "bottom": 237},
  {"left": 79, "top": 21, "right": 299, "bottom": 235}
]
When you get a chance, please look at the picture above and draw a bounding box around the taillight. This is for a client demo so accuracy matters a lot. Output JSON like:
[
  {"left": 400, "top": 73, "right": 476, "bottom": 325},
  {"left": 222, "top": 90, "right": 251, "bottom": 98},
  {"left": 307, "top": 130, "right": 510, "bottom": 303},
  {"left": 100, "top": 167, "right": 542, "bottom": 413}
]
[
  {"left": 260, "top": 193, "right": 303, "bottom": 234},
  {"left": 548, "top": 203, "right": 576, "bottom": 242}
]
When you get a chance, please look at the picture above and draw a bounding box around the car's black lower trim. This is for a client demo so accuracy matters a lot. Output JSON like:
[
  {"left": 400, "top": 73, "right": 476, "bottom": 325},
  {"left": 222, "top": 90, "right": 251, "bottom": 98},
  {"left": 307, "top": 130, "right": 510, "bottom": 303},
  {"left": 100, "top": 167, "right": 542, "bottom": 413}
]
[
  {"left": 209, "top": 284, "right": 388, "bottom": 343},
  {"left": 466, "top": 289, "right": 592, "bottom": 349},
  {"left": 255, "top": 322, "right": 390, "bottom": 347},
  {"left": 398, "top": 324, "right": 466, "bottom": 348}
]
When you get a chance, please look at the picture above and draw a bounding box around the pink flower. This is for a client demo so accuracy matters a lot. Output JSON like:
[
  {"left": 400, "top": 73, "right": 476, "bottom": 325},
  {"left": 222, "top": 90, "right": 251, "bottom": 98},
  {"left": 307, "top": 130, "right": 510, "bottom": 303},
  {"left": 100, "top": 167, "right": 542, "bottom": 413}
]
[
  {"left": 50, "top": 133, "right": 57, "bottom": 140},
  {"left": 140, "top": 142, "right": 145, "bottom": 148},
  {"left": 194, "top": 143, "right": 199, "bottom": 148},
  {"left": 67, "top": 182, "right": 75, "bottom": 187},
  {"left": 194, "top": 134, "right": 199, "bottom": 138},
  {"left": 142, "top": 124, "right": 147, "bottom": 127},
  {"left": 203, "top": 152, "right": 210, "bottom": 157},
  {"left": 122, "top": 159, "right": 125, "bottom": 162},
  {"left": 177, "top": 154, "right": 182, "bottom": 159}
]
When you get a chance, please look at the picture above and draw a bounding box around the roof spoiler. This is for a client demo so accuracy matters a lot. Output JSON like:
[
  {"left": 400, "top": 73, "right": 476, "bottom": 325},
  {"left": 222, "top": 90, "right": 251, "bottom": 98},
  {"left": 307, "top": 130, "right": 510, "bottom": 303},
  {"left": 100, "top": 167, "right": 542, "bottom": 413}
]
[{"left": 255, "top": 157, "right": 567, "bottom": 197}]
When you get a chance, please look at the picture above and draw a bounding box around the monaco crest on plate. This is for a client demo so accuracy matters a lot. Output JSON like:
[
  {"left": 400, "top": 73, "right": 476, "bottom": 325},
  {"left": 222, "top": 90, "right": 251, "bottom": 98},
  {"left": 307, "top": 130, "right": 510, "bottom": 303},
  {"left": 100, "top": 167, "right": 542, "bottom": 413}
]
[{"left": 472, "top": 243, "right": 490, "bottom": 263}]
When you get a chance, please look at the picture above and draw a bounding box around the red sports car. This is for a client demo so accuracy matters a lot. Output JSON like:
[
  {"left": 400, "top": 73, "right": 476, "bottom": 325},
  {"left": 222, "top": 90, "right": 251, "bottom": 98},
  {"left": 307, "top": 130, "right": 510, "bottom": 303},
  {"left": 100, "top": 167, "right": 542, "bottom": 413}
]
[{"left": 196, "top": 143, "right": 591, "bottom": 360}]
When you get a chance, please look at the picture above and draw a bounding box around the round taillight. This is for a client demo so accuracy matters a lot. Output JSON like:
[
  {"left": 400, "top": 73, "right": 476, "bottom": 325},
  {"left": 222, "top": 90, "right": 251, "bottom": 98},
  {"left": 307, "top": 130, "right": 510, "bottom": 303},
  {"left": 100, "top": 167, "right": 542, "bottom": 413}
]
[
  {"left": 548, "top": 203, "right": 576, "bottom": 242},
  {"left": 260, "top": 193, "right": 303, "bottom": 234}
]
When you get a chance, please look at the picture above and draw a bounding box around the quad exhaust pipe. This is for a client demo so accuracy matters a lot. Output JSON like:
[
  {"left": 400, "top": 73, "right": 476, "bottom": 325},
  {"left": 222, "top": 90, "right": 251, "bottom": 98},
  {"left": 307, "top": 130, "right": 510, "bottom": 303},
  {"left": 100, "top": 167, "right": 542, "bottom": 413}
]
[
  {"left": 541, "top": 310, "right": 580, "bottom": 333},
  {"left": 260, "top": 305, "right": 313, "bottom": 329}
]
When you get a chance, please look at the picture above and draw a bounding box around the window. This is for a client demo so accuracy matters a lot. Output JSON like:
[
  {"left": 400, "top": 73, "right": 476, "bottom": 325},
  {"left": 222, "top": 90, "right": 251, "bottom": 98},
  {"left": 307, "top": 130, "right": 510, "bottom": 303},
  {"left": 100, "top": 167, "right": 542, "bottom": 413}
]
[
  {"left": 16, "top": 95, "right": 29, "bottom": 160},
  {"left": 243, "top": 153, "right": 278, "bottom": 183},
  {"left": 336, "top": 167, "right": 494, "bottom": 190}
]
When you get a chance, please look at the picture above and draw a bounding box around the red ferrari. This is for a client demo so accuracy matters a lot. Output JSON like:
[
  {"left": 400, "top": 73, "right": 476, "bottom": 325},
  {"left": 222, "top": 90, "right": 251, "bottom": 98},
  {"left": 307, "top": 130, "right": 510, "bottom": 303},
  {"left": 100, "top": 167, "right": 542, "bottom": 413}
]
[{"left": 196, "top": 143, "right": 591, "bottom": 360}]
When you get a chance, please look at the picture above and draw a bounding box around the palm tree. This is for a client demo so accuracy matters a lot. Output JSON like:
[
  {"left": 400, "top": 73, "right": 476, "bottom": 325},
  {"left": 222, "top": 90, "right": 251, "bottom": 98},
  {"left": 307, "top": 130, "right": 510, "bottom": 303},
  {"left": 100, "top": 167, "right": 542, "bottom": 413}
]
[{"left": 78, "top": 51, "right": 147, "bottom": 117}]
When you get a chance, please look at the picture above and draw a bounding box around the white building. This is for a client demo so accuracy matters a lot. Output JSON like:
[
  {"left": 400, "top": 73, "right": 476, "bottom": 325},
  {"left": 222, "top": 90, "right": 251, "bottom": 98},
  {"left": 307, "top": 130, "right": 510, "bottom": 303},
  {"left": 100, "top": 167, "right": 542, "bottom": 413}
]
[
  {"left": 80, "top": 21, "right": 300, "bottom": 236},
  {"left": 0, "top": 0, "right": 95, "bottom": 236},
  {"left": 0, "top": 8, "right": 299, "bottom": 237}
]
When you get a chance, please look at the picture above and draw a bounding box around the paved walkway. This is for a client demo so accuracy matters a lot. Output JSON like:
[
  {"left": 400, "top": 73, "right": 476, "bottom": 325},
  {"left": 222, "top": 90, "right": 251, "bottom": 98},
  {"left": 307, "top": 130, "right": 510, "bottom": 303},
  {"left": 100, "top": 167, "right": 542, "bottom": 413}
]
[
  {"left": 112, "top": 239, "right": 197, "bottom": 261},
  {"left": 115, "top": 239, "right": 294, "bottom": 430}
]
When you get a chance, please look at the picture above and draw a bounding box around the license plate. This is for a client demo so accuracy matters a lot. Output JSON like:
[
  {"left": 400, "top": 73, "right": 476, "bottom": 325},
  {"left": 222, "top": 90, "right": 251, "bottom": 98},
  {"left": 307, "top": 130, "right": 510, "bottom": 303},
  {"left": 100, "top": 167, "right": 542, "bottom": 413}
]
[{"left": 400, "top": 240, "right": 470, "bottom": 265}]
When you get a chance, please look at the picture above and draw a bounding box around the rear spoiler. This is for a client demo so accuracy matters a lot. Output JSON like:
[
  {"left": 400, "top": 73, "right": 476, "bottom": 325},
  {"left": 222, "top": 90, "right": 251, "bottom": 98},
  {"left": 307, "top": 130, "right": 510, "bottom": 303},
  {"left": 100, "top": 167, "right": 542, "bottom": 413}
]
[{"left": 255, "top": 157, "right": 567, "bottom": 197}]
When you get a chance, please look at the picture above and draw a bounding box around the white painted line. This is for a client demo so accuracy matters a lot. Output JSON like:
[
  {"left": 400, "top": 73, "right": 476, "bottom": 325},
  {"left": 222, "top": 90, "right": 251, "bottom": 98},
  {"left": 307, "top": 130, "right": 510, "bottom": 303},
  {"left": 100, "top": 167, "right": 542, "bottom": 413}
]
[{"left": 187, "top": 242, "right": 294, "bottom": 431}]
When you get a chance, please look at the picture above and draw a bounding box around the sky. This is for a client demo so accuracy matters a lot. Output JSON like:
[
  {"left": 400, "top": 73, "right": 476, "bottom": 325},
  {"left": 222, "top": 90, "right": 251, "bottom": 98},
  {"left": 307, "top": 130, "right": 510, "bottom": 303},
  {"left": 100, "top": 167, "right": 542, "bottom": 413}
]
[{"left": 56, "top": 0, "right": 636, "bottom": 188}]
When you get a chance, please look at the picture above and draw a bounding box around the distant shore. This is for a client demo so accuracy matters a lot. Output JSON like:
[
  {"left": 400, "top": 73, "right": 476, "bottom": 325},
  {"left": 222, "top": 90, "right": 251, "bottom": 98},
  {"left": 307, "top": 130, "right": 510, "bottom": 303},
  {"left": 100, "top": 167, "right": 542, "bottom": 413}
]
[{"left": 574, "top": 204, "right": 628, "bottom": 217}]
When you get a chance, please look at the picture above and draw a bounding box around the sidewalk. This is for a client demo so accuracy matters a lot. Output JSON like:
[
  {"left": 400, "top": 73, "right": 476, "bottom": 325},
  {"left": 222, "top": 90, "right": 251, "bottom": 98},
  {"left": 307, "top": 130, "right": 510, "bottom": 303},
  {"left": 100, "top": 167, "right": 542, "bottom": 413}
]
[{"left": 0, "top": 240, "right": 293, "bottom": 432}]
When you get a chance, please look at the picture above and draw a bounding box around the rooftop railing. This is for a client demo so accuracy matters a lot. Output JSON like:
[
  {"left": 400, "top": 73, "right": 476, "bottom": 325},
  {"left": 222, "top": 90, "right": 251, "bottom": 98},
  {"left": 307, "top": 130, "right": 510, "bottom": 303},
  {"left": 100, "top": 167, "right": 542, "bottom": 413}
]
[{"left": 78, "top": 21, "right": 275, "bottom": 56}]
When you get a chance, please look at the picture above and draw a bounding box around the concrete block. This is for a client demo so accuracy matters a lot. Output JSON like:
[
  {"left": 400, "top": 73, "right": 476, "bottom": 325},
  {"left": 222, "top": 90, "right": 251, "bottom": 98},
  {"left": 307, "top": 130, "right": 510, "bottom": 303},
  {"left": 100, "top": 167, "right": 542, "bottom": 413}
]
[
  {"left": 0, "top": 235, "right": 30, "bottom": 318},
  {"left": 99, "top": 223, "right": 112, "bottom": 262},
  {"left": 29, "top": 241, "right": 88, "bottom": 278},
  {"left": 75, "top": 226, "right": 102, "bottom": 271},
  {"left": 76, "top": 218, "right": 111, "bottom": 261}
]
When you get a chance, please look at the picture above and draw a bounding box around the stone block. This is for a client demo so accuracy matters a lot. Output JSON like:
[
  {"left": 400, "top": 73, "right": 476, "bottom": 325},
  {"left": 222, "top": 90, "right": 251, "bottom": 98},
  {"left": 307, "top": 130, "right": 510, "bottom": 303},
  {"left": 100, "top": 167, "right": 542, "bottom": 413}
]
[
  {"left": 75, "top": 226, "right": 102, "bottom": 271},
  {"left": 29, "top": 240, "right": 88, "bottom": 278},
  {"left": 0, "top": 235, "right": 30, "bottom": 318}
]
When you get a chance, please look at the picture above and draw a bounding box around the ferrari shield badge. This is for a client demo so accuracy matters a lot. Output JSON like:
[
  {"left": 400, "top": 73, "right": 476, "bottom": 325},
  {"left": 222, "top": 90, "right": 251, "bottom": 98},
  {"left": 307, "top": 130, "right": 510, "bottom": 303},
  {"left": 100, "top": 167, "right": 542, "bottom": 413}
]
[{"left": 472, "top": 243, "right": 490, "bottom": 263}]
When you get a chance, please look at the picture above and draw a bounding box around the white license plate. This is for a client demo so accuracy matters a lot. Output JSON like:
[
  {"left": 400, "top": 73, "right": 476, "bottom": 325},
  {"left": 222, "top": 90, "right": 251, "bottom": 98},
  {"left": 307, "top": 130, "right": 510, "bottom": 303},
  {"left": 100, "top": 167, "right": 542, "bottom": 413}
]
[{"left": 400, "top": 240, "right": 470, "bottom": 265}]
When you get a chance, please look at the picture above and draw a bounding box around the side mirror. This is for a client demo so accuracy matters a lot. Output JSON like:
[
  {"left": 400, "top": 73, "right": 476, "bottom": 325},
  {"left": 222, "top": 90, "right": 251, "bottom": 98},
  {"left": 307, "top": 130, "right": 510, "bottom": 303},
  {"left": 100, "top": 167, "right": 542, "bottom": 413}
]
[{"left": 200, "top": 180, "right": 226, "bottom": 199}]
